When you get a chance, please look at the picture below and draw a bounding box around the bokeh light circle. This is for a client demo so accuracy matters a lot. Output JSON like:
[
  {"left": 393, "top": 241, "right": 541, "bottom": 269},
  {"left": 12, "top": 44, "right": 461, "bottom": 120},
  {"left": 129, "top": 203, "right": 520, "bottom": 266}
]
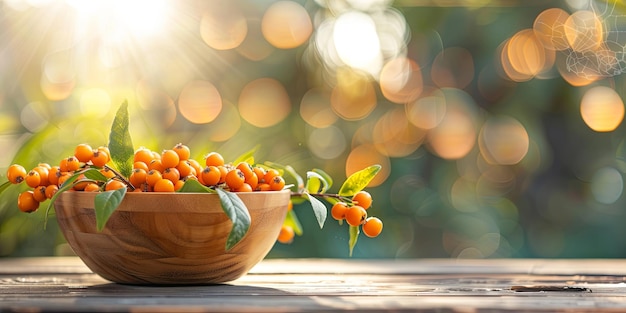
[
  {"left": 533, "top": 8, "right": 571, "bottom": 51},
  {"left": 590, "top": 166, "right": 623, "bottom": 204},
  {"left": 331, "top": 69, "right": 377, "bottom": 120},
  {"left": 427, "top": 89, "right": 478, "bottom": 160},
  {"left": 300, "top": 88, "right": 337, "bottom": 128},
  {"left": 479, "top": 115, "right": 529, "bottom": 165},
  {"left": 580, "top": 86, "right": 624, "bottom": 132},
  {"left": 238, "top": 78, "right": 291, "bottom": 128},
  {"left": 200, "top": 3, "right": 247, "bottom": 50},
  {"left": 406, "top": 94, "right": 447, "bottom": 130},
  {"left": 379, "top": 57, "right": 423, "bottom": 104},
  {"left": 564, "top": 10, "right": 604, "bottom": 53},
  {"left": 178, "top": 80, "right": 222, "bottom": 124},
  {"left": 308, "top": 126, "right": 346, "bottom": 160},
  {"left": 261, "top": 1, "right": 313, "bottom": 49}
]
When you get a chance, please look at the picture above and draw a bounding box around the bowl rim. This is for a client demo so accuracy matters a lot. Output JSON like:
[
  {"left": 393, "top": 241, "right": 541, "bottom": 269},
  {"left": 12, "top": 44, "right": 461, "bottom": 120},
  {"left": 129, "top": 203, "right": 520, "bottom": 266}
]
[{"left": 55, "top": 189, "right": 292, "bottom": 213}]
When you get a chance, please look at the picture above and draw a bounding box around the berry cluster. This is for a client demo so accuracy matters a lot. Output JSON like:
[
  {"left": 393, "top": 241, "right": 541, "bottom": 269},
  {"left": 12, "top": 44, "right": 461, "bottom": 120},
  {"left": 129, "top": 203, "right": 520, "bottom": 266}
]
[
  {"left": 6, "top": 143, "right": 285, "bottom": 213},
  {"left": 129, "top": 144, "right": 284, "bottom": 193},
  {"left": 331, "top": 191, "right": 383, "bottom": 238}
]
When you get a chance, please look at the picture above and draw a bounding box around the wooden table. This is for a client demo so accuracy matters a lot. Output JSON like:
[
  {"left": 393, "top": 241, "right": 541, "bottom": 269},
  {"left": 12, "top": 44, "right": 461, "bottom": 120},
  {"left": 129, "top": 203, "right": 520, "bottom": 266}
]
[{"left": 2, "top": 257, "right": 626, "bottom": 312}]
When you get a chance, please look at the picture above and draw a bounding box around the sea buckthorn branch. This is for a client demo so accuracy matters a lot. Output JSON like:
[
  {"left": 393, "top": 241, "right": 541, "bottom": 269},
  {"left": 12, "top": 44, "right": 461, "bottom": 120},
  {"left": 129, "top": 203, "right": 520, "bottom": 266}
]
[{"left": 0, "top": 101, "right": 384, "bottom": 256}]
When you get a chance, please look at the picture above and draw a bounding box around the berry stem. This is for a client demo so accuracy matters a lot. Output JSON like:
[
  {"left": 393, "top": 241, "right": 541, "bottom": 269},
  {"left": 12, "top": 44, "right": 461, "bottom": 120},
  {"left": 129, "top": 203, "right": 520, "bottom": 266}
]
[
  {"left": 103, "top": 165, "right": 136, "bottom": 191},
  {"left": 290, "top": 192, "right": 350, "bottom": 203}
]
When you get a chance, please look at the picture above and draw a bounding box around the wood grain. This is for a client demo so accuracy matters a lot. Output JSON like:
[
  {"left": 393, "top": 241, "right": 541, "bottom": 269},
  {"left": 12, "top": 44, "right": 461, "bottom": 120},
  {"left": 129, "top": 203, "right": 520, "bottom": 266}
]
[
  {"left": 53, "top": 190, "right": 290, "bottom": 285},
  {"left": 3, "top": 257, "right": 626, "bottom": 312}
]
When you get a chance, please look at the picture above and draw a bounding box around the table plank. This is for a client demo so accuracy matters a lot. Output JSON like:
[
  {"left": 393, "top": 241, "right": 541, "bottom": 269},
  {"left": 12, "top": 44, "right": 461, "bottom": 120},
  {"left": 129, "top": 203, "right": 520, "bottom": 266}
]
[{"left": 2, "top": 257, "right": 626, "bottom": 312}]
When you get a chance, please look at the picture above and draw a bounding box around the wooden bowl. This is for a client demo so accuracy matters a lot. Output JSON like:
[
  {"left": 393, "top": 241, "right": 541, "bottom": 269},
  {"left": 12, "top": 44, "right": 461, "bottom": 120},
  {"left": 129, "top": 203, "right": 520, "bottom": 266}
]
[{"left": 54, "top": 190, "right": 290, "bottom": 285}]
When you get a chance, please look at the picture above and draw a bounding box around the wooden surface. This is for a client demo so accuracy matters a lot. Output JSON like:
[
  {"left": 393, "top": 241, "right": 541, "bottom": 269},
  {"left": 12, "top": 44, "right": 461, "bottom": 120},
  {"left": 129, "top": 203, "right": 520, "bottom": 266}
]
[{"left": 3, "top": 257, "right": 626, "bottom": 312}]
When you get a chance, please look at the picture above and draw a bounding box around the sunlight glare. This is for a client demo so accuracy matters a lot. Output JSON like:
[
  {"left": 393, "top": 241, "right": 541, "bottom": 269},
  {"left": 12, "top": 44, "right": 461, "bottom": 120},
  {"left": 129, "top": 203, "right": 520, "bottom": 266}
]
[
  {"left": 65, "top": 0, "right": 168, "bottom": 38},
  {"left": 333, "top": 11, "right": 382, "bottom": 74}
]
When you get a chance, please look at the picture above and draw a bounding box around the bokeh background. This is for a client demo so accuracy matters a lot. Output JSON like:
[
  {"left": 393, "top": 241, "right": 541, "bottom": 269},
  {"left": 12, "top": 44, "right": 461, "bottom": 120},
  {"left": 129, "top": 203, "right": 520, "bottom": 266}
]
[{"left": 1, "top": 0, "right": 626, "bottom": 259}]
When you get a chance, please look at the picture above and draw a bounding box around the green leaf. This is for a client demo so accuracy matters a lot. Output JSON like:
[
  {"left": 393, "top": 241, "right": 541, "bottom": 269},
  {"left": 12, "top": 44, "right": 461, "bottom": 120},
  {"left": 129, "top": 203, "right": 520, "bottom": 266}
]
[
  {"left": 338, "top": 164, "right": 381, "bottom": 197},
  {"left": 216, "top": 188, "right": 251, "bottom": 250},
  {"left": 0, "top": 181, "right": 11, "bottom": 195},
  {"left": 283, "top": 209, "right": 303, "bottom": 236},
  {"left": 108, "top": 100, "right": 134, "bottom": 179},
  {"left": 304, "top": 192, "right": 327, "bottom": 229},
  {"left": 349, "top": 225, "right": 360, "bottom": 257},
  {"left": 82, "top": 168, "right": 109, "bottom": 182},
  {"left": 312, "top": 168, "right": 333, "bottom": 189},
  {"left": 305, "top": 171, "right": 330, "bottom": 194},
  {"left": 94, "top": 188, "right": 127, "bottom": 231},
  {"left": 177, "top": 179, "right": 215, "bottom": 193},
  {"left": 44, "top": 171, "right": 84, "bottom": 226},
  {"left": 232, "top": 145, "right": 259, "bottom": 165}
]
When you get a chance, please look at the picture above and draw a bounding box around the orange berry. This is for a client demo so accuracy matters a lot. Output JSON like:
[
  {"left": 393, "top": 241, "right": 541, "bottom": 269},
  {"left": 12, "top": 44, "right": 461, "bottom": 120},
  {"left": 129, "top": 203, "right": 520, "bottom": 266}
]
[
  {"left": 57, "top": 172, "right": 72, "bottom": 187},
  {"left": 32, "top": 186, "right": 48, "bottom": 202},
  {"left": 235, "top": 183, "right": 253, "bottom": 192},
  {"left": 277, "top": 225, "right": 295, "bottom": 244},
  {"left": 263, "top": 168, "right": 280, "bottom": 184},
  {"left": 32, "top": 166, "right": 49, "bottom": 186},
  {"left": 161, "top": 149, "right": 180, "bottom": 169},
  {"left": 37, "top": 163, "right": 51, "bottom": 170},
  {"left": 205, "top": 152, "right": 224, "bottom": 167},
  {"left": 96, "top": 146, "right": 111, "bottom": 162},
  {"left": 45, "top": 185, "right": 58, "bottom": 199},
  {"left": 176, "top": 160, "right": 193, "bottom": 178},
  {"left": 257, "top": 183, "right": 271, "bottom": 191},
  {"left": 129, "top": 168, "right": 148, "bottom": 187},
  {"left": 25, "top": 170, "right": 41, "bottom": 188},
  {"left": 345, "top": 205, "right": 367, "bottom": 226},
  {"left": 174, "top": 179, "right": 184, "bottom": 191},
  {"left": 362, "top": 217, "right": 383, "bottom": 238},
  {"left": 105, "top": 180, "right": 126, "bottom": 191},
  {"left": 153, "top": 178, "right": 175, "bottom": 192},
  {"left": 188, "top": 159, "right": 202, "bottom": 177},
  {"left": 217, "top": 165, "right": 228, "bottom": 184},
  {"left": 352, "top": 191, "right": 372, "bottom": 210},
  {"left": 74, "top": 143, "right": 93, "bottom": 163},
  {"left": 245, "top": 171, "right": 258, "bottom": 190},
  {"left": 47, "top": 166, "right": 61, "bottom": 186},
  {"left": 100, "top": 167, "right": 115, "bottom": 179},
  {"left": 91, "top": 149, "right": 109, "bottom": 167},
  {"left": 162, "top": 167, "right": 180, "bottom": 183},
  {"left": 6, "top": 164, "right": 27, "bottom": 184},
  {"left": 331, "top": 202, "right": 349, "bottom": 221},
  {"left": 173, "top": 143, "right": 190, "bottom": 160},
  {"left": 269, "top": 175, "right": 285, "bottom": 191},
  {"left": 65, "top": 156, "right": 80, "bottom": 172},
  {"left": 148, "top": 159, "right": 165, "bottom": 173},
  {"left": 134, "top": 147, "right": 153, "bottom": 165},
  {"left": 17, "top": 191, "right": 39, "bottom": 213},
  {"left": 133, "top": 161, "right": 149, "bottom": 171},
  {"left": 84, "top": 182, "right": 100, "bottom": 192},
  {"left": 73, "top": 175, "right": 89, "bottom": 191},
  {"left": 253, "top": 167, "right": 266, "bottom": 183},
  {"left": 146, "top": 169, "right": 162, "bottom": 187},
  {"left": 201, "top": 166, "right": 221, "bottom": 186},
  {"left": 225, "top": 169, "right": 245, "bottom": 190}
]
